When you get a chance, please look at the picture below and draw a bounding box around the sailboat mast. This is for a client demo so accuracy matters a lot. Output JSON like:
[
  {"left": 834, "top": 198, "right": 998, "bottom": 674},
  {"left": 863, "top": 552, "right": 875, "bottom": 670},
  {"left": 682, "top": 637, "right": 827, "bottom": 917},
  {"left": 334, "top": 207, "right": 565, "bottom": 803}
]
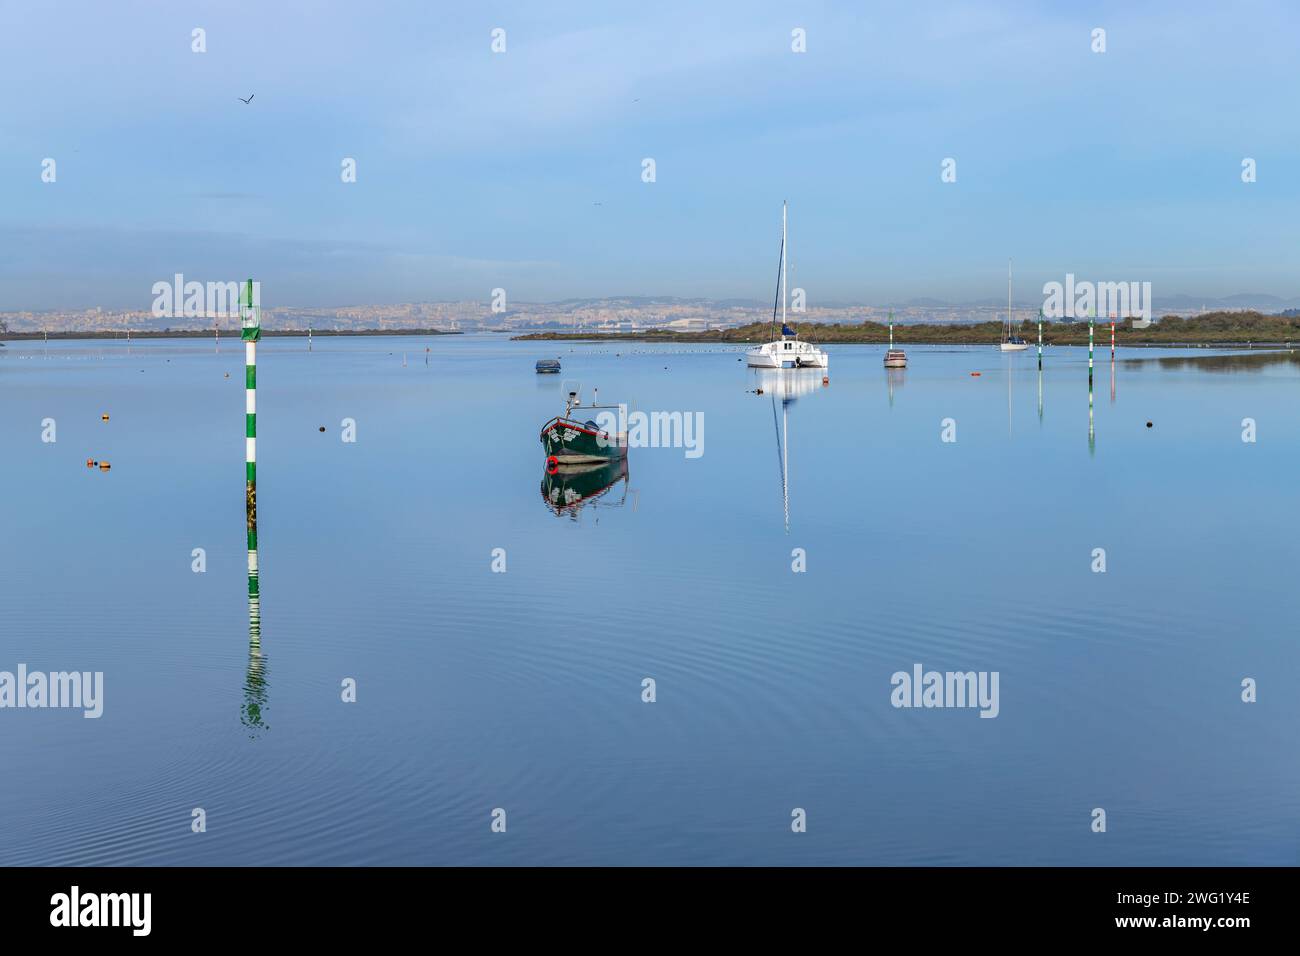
[
  {"left": 781, "top": 201, "right": 788, "bottom": 330},
  {"left": 769, "top": 206, "right": 784, "bottom": 342},
  {"left": 1007, "top": 258, "right": 1012, "bottom": 339},
  {"left": 889, "top": 310, "right": 894, "bottom": 350}
]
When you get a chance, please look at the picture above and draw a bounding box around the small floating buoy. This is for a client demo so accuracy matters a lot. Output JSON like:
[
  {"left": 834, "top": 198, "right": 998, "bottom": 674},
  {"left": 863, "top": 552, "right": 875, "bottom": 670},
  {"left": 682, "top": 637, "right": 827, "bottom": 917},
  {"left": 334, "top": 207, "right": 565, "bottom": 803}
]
[
  {"left": 971, "top": 372, "right": 981, "bottom": 377},
  {"left": 224, "top": 372, "right": 230, "bottom": 378},
  {"left": 319, "top": 426, "right": 326, "bottom": 432},
  {"left": 98, "top": 461, "right": 111, "bottom": 471},
  {"left": 546, "top": 455, "right": 559, "bottom": 474},
  {"left": 85, "top": 458, "right": 95, "bottom": 468},
  {"left": 1146, "top": 421, "right": 1153, "bottom": 428},
  {"left": 756, "top": 387, "right": 764, "bottom": 395},
  {"left": 822, "top": 376, "right": 829, "bottom": 385},
  {"left": 101, "top": 413, "right": 109, "bottom": 421}
]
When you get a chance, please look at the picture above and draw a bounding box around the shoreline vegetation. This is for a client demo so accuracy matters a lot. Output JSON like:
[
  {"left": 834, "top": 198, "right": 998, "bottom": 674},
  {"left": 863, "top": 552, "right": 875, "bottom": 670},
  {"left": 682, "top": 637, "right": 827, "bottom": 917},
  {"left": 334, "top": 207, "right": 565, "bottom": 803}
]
[
  {"left": 511, "top": 311, "right": 1300, "bottom": 347},
  {"left": 2, "top": 311, "right": 1299, "bottom": 347},
  {"left": 0, "top": 328, "right": 464, "bottom": 341}
]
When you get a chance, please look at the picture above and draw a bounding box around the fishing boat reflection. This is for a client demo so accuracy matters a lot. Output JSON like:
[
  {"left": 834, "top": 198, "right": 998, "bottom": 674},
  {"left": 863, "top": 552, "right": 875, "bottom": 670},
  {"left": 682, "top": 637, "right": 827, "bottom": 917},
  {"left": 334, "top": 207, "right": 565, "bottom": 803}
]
[{"left": 541, "top": 458, "right": 630, "bottom": 520}]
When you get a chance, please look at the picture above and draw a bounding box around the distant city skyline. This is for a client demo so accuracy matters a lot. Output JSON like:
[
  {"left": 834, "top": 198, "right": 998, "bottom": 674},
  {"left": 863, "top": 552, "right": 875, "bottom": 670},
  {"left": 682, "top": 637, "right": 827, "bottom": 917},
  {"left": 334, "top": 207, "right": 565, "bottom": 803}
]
[
  {"left": 4, "top": 1, "right": 1299, "bottom": 310},
  {"left": 5, "top": 291, "right": 1293, "bottom": 335}
]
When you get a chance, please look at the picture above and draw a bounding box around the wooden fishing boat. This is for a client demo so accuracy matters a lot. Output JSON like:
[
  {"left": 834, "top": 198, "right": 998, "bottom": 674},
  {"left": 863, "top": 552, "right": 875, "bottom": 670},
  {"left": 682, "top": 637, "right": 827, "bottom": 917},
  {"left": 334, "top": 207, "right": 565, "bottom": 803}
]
[{"left": 540, "top": 389, "right": 627, "bottom": 465}]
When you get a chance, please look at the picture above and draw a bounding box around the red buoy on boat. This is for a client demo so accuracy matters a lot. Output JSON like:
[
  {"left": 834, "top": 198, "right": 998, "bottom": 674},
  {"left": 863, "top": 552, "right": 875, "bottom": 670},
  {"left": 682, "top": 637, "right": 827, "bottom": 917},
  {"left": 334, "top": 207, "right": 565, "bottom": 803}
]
[{"left": 546, "top": 455, "right": 559, "bottom": 474}]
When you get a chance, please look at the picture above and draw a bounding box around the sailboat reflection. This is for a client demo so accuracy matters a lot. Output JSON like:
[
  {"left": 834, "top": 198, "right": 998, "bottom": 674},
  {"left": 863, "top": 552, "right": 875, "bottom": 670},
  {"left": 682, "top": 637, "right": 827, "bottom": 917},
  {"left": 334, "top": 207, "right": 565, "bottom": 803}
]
[
  {"left": 754, "top": 368, "right": 825, "bottom": 533},
  {"left": 541, "top": 458, "right": 630, "bottom": 519},
  {"left": 886, "top": 367, "right": 905, "bottom": 407}
]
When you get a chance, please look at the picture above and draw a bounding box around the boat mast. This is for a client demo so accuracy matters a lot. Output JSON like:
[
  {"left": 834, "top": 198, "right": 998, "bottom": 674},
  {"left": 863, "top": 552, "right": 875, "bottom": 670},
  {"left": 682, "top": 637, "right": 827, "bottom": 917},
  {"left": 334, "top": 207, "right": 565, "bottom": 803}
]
[
  {"left": 781, "top": 201, "right": 788, "bottom": 333},
  {"left": 889, "top": 310, "right": 894, "bottom": 350},
  {"left": 1006, "top": 258, "right": 1012, "bottom": 342},
  {"left": 769, "top": 204, "right": 785, "bottom": 342}
]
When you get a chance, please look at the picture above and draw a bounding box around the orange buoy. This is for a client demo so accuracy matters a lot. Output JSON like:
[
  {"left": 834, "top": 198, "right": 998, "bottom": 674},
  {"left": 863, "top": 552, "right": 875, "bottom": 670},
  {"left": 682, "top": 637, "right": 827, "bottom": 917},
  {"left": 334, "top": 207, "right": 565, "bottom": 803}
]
[
  {"left": 822, "top": 376, "right": 829, "bottom": 385},
  {"left": 101, "top": 414, "right": 109, "bottom": 421},
  {"left": 85, "top": 458, "right": 95, "bottom": 468},
  {"left": 971, "top": 372, "right": 981, "bottom": 377},
  {"left": 546, "top": 455, "right": 559, "bottom": 474},
  {"left": 98, "top": 461, "right": 111, "bottom": 471}
]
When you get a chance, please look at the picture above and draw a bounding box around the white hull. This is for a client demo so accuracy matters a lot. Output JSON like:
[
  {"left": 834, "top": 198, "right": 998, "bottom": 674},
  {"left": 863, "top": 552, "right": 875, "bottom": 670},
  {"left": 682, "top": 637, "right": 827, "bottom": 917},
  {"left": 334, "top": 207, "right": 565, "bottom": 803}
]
[
  {"left": 746, "top": 341, "right": 828, "bottom": 369},
  {"left": 1000, "top": 342, "right": 1029, "bottom": 352}
]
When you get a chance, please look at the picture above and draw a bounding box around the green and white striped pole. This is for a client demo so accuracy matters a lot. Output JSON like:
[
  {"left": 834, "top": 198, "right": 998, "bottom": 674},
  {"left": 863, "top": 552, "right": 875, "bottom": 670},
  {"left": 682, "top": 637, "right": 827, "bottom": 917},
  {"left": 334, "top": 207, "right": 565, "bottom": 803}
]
[
  {"left": 1088, "top": 308, "right": 1094, "bottom": 398},
  {"left": 1037, "top": 308, "right": 1043, "bottom": 370},
  {"left": 1088, "top": 308, "right": 1095, "bottom": 454},
  {"left": 240, "top": 279, "right": 261, "bottom": 636}
]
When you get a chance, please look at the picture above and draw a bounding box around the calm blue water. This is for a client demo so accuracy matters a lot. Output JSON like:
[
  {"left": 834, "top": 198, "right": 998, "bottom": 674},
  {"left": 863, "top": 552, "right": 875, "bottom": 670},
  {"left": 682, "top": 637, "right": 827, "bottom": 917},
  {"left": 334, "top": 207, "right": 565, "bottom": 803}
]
[{"left": 1, "top": 334, "right": 1297, "bottom": 865}]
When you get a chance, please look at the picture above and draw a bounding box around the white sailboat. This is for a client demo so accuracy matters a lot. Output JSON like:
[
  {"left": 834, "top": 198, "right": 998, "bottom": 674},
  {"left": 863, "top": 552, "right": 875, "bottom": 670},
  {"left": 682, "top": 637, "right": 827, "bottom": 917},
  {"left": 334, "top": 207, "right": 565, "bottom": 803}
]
[
  {"left": 884, "top": 309, "right": 907, "bottom": 367},
  {"left": 746, "top": 202, "right": 829, "bottom": 369},
  {"left": 1000, "top": 258, "right": 1029, "bottom": 352}
]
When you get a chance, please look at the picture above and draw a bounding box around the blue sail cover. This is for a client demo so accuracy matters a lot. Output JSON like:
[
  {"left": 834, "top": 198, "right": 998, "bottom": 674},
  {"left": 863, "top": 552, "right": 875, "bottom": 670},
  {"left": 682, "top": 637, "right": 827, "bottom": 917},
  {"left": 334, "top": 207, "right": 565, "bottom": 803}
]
[{"left": 781, "top": 324, "right": 796, "bottom": 336}]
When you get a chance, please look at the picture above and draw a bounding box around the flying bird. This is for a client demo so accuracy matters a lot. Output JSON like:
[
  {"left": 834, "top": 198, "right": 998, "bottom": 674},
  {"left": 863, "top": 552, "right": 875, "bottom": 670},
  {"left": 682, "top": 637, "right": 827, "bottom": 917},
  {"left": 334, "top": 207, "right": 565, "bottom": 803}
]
[{"left": 238, "top": 94, "right": 254, "bottom": 104}]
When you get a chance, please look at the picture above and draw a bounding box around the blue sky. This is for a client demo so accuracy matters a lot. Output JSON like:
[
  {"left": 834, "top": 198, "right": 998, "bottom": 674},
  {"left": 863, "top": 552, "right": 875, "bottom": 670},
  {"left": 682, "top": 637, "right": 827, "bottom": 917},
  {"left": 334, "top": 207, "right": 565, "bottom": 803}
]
[{"left": 2, "top": 1, "right": 1298, "bottom": 309}]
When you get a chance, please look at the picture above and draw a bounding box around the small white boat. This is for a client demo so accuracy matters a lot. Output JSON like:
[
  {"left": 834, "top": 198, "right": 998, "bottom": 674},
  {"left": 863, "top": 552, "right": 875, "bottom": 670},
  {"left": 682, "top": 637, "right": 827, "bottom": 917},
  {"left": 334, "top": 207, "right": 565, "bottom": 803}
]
[
  {"left": 746, "top": 202, "right": 829, "bottom": 370},
  {"left": 883, "top": 310, "right": 907, "bottom": 367},
  {"left": 1000, "top": 258, "right": 1029, "bottom": 351}
]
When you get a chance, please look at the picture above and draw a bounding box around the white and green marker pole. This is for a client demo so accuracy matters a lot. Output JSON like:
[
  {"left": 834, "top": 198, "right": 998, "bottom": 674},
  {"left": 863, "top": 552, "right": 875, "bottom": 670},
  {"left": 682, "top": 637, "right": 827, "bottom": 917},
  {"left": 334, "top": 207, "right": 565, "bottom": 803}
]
[
  {"left": 240, "top": 279, "right": 261, "bottom": 635},
  {"left": 1088, "top": 308, "right": 1094, "bottom": 398},
  {"left": 888, "top": 310, "right": 894, "bottom": 350},
  {"left": 1037, "top": 308, "right": 1043, "bottom": 370}
]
